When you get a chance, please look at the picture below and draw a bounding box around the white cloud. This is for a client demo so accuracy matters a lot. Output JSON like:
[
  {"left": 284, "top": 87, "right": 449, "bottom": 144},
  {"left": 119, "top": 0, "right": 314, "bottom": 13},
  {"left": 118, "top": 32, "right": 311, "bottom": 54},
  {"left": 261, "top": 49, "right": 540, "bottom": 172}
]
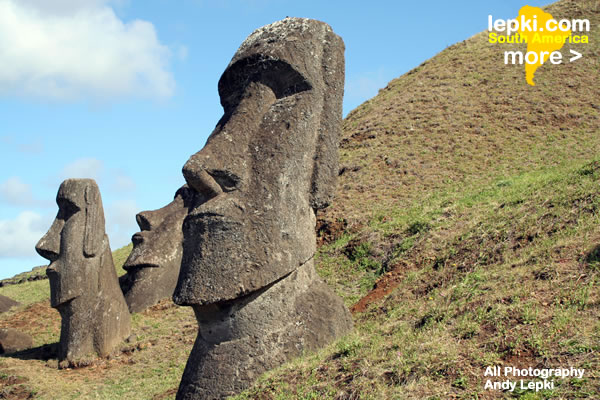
[
  {"left": 0, "top": 211, "right": 50, "bottom": 258},
  {"left": 19, "top": 0, "right": 113, "bottom": 15},
  {"left": 0, "top": 0, "right": 174, "bottom": 101},
  {"left": 107, "top": 199, "right": 138, "bottom": 247},
  {"left": 112, "top": 173, "right": 136, "bottom": 193},
  {"left": 0, "top": 177, "right": 35, "bottom": 205},
  {"left": 109, "top": 199, "right": 138, "bottom": 227},
  {"left": 0, "top": 199, "right": 136, "bottom": 260},
  {"left": 60, "top": 158, "right": 104, "bottom": 181}
]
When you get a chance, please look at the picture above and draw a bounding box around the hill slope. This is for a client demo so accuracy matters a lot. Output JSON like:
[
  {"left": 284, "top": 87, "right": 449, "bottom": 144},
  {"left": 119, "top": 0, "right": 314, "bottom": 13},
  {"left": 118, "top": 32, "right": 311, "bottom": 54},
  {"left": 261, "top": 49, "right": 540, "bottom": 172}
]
[
  {"left": 1, "top": 0, "right": 599, "bottom": 398},
  {"left": 237, "top": 0, "right": 600, "bottom": 398},
  {"left": 333, "top": 0, "right": 598, "bottom": 225}
]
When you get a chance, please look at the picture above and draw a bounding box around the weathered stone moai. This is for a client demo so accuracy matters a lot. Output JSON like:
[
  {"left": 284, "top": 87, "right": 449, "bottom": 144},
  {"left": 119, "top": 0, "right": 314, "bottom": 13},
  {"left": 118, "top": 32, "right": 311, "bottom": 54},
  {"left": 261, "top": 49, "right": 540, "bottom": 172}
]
[
  {"left": 120, "top": 185, "right": 198, "bottom": 313},
  {"left": 173, "top": 18, "right": 353, "bottom": 399},
  {"left": 36, "top": 179, "right": 131, "bottom": 366}
]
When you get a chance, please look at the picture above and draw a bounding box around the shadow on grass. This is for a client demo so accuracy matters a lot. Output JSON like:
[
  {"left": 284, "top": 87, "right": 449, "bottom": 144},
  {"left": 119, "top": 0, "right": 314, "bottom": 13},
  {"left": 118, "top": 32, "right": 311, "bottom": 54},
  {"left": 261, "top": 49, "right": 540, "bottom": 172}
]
[
  {"left": 3, "top": 342, "right": 58, "bottom": 361},
  {"left": 585, "top": 244, "right": 600, "bottom": 269}
]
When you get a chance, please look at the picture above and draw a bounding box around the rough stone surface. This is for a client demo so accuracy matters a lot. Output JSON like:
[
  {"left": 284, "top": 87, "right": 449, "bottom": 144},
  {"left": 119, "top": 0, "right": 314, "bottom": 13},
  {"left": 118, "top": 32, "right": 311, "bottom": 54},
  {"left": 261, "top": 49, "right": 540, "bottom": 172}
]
[
  {"left": 176, "top": 16, "right": 345, "bottom": 305},
  {"left": 0, "top": 328, "right": 33, "bottom": 354},
  {"left": 36, "top": 179, "right": 131, "bottom": 365},
  {"left": 120, "top": 185, "right": 199, "bottom": 313},
  {"left": 177, "top": 261, "right": 352, "bottom": 399},
  {"left": 174, "top": 17, "right": 352, "bottom": 399},
  {"left": 0, "top": 295, "right": 20, "bottom": 313}
]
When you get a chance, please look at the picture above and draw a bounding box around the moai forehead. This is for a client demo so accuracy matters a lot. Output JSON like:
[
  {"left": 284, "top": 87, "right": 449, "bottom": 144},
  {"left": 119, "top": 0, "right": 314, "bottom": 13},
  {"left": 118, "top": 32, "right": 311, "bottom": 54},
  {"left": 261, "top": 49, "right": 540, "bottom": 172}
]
[
  {"left": 56, "top": 178, "right": 93, "bottom": 208},
  {"left": 57, "top": 178, "right": 105, "bottom": 258},
  {"left": 174, "top": 18, "right": 345, "bottom": 306},
  {"left": 217, "top": 18, "right": 343, "bottom": 111},
  {"left": 36, "top": 178, "right": 105, "bottom": 260}
]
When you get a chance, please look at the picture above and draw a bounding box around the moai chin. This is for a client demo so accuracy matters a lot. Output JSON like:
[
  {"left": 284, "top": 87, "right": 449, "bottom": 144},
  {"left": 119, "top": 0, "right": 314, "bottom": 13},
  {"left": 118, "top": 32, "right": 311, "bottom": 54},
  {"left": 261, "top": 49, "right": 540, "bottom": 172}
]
[
  {"left": 173, "top": 18, "right": 353, "bottom": 399},
  {"left": 36, "top": 179, "right": 131, "bottom": 366},
  {"left": 120, "top": 185, "right": 199, "bottom": 313}
]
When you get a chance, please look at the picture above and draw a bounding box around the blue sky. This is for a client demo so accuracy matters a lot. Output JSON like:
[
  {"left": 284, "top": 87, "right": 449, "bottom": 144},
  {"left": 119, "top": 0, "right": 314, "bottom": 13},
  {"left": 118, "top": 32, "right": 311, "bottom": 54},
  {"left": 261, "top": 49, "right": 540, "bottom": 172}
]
[{"left": 0, "top": 0, "right": 550, "bottom": 279}]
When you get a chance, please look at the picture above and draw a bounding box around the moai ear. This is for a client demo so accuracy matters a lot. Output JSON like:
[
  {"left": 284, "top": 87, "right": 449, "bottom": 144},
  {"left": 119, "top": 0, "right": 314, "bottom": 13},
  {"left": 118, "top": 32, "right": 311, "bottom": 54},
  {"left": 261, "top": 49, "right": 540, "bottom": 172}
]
[
  {"left": 83, "top": 183, "right": 105, "bottom": 257},
  {"left": 309, "top": 32, "right": 345, "bottom": 211},
  {"left": 310, "top": 127, "right": 338, "bottom": 210}
]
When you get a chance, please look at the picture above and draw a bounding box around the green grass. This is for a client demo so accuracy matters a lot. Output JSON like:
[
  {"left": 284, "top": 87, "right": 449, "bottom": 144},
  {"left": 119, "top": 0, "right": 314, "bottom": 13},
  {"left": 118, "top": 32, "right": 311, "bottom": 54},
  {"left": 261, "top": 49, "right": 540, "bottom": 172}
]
[
  {"left": 0, "top": 258, "right": 197, "bottom": 399},
  {"left": 113, "top": 243, "right": 133, "bottom": 277},
  {"left": 1, "top": 0, "right": 599, "bottom": 398},
  {"left": 331, "top": 0, "right": 599, "bottom": 228},
  {"left": 0, "top": 244, "right": 137, "bottom": 349},
  {"left": 0, "top": 280, "right": 49, "bottom": 307},
  {"left": 0, "top": 243, "right": 132, "bottom": 308},
  {"left": 237, "top": 157, "right": 600, "bottom": 400}
]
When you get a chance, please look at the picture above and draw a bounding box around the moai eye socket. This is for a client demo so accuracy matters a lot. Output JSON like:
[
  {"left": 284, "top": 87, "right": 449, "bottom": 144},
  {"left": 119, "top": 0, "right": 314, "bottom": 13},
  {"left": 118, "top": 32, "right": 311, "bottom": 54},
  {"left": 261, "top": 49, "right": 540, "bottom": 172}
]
[
  {"left": 218, "top": 55, "right": 313, "bottom": 113},
  {"left": 57, "top": 198, "right": 80, "bottom": 221},
  {"left": 207, "top": 169, "right": 241, "bottom": 192},
  {"left": 135, "top": 213, "right": 151, "bottom": 231}
]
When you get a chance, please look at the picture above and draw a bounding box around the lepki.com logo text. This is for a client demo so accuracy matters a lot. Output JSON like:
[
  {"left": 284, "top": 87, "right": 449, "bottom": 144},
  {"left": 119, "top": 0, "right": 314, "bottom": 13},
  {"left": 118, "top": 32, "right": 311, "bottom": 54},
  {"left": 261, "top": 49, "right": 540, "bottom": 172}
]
[{"left": 488, "top": 5, "right": 590, "bottom": 86}]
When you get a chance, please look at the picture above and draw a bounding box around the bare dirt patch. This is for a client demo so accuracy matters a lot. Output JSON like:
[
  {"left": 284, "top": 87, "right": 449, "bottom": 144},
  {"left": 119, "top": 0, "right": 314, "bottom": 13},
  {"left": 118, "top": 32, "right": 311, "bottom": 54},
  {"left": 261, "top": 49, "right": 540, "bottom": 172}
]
[{"left": 0, "top": 374, "right": 34, "bottom": 400}]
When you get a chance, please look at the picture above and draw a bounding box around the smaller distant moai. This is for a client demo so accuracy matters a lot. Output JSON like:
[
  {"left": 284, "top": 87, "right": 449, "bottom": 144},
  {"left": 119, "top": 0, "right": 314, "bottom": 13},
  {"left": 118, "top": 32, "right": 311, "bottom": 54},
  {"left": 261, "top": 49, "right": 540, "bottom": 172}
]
[
  {"left": 120, "top": 185, "right": 198, "bottom": 313},
  {"left": 36, "top": 179, "right": 131, "bottom": 366}
]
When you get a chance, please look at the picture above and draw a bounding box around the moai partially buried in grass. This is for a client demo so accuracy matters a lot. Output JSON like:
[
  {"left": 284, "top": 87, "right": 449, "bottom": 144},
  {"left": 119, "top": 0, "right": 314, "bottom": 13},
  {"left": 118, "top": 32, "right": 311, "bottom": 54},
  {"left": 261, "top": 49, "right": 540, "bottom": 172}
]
[
  {"left": 36, "top": 179, "right": 131, "bottom": 367},
  {"left": 173, "top": 17, "right": 353, "bottom": 399}
]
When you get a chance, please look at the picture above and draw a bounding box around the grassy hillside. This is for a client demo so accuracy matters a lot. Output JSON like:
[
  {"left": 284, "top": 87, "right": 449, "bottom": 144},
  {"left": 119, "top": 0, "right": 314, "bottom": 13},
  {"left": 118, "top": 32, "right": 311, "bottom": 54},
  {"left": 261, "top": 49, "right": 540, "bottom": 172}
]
[
  {"left": 234, "top": 0, "right": 600, "bottom": 398},
  {"left": 0, "top": 243, "right": 199, "bottom": 399},
  {"left": 1, "top": 0, "right": 599, "bottom": 398},
  {"left": 332, "top": 0, "right": 598, "bottom": 226},
  {"left": 236, "top": 158, "right": 600, "bottom": 399}
]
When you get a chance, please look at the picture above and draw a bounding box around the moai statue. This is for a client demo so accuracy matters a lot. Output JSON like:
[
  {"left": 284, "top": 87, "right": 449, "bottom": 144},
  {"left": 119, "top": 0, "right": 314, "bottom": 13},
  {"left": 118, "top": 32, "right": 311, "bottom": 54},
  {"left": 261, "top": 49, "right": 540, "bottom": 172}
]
[
  {"left": 120, "top": 185, "right": 198, "bottom": 313},
  {"left": 36, "top": 179, "right": 131, "bottom": 366},
  {"left": 173, "top": 18, "right": 353, "bottom": 399}
]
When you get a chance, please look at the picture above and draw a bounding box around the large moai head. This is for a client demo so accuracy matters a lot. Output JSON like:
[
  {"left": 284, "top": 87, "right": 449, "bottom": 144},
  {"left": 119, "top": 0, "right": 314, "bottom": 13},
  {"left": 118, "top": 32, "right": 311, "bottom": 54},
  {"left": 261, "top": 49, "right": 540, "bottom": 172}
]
[
  {"left": 35, "top": 179, "right": 130, "bottom": 364},
  {"left": 36, "top": 179, "right": 106, "bottom": 308},
  {"left": 120, "top": 185, "right": 198, "bottom": 313},
  {"left": 173, "top": 18, "right": 351, "bottom": 399},
  {"left": 173, "top": 17, "right": 345, "bottom": 307}
]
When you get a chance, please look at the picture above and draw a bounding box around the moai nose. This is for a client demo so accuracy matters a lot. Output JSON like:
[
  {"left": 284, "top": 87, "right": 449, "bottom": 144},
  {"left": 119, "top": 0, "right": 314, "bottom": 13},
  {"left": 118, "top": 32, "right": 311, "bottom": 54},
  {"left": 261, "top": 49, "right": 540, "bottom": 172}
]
[
  {"left": 182, "top": 168, "right": 223, "bottom": 200},
  {"left": 136, "top": 210, "right": 161, "bottom": 231},
  {"left": 35, "top": 218, "right": 63, "bottom": 262}
]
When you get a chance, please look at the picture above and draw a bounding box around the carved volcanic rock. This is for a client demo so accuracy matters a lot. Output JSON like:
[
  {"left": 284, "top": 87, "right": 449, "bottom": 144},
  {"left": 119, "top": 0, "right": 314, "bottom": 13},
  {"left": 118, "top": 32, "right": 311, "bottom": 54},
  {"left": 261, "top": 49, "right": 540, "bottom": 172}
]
[
  {"left": 175, "top": 17, "right": 345, "bottom": 305},
  {"left": 120, "top": 185, "right": 198, "bottom": 313},
  {"left": 174, "top": 17, "right": 352, "bottom": 399},
  {"left": 177, "top": 260, "right": 352, "bottom": 399},
  {"left": 36, "top": 179, "right": 131, "bottom": 366}
]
